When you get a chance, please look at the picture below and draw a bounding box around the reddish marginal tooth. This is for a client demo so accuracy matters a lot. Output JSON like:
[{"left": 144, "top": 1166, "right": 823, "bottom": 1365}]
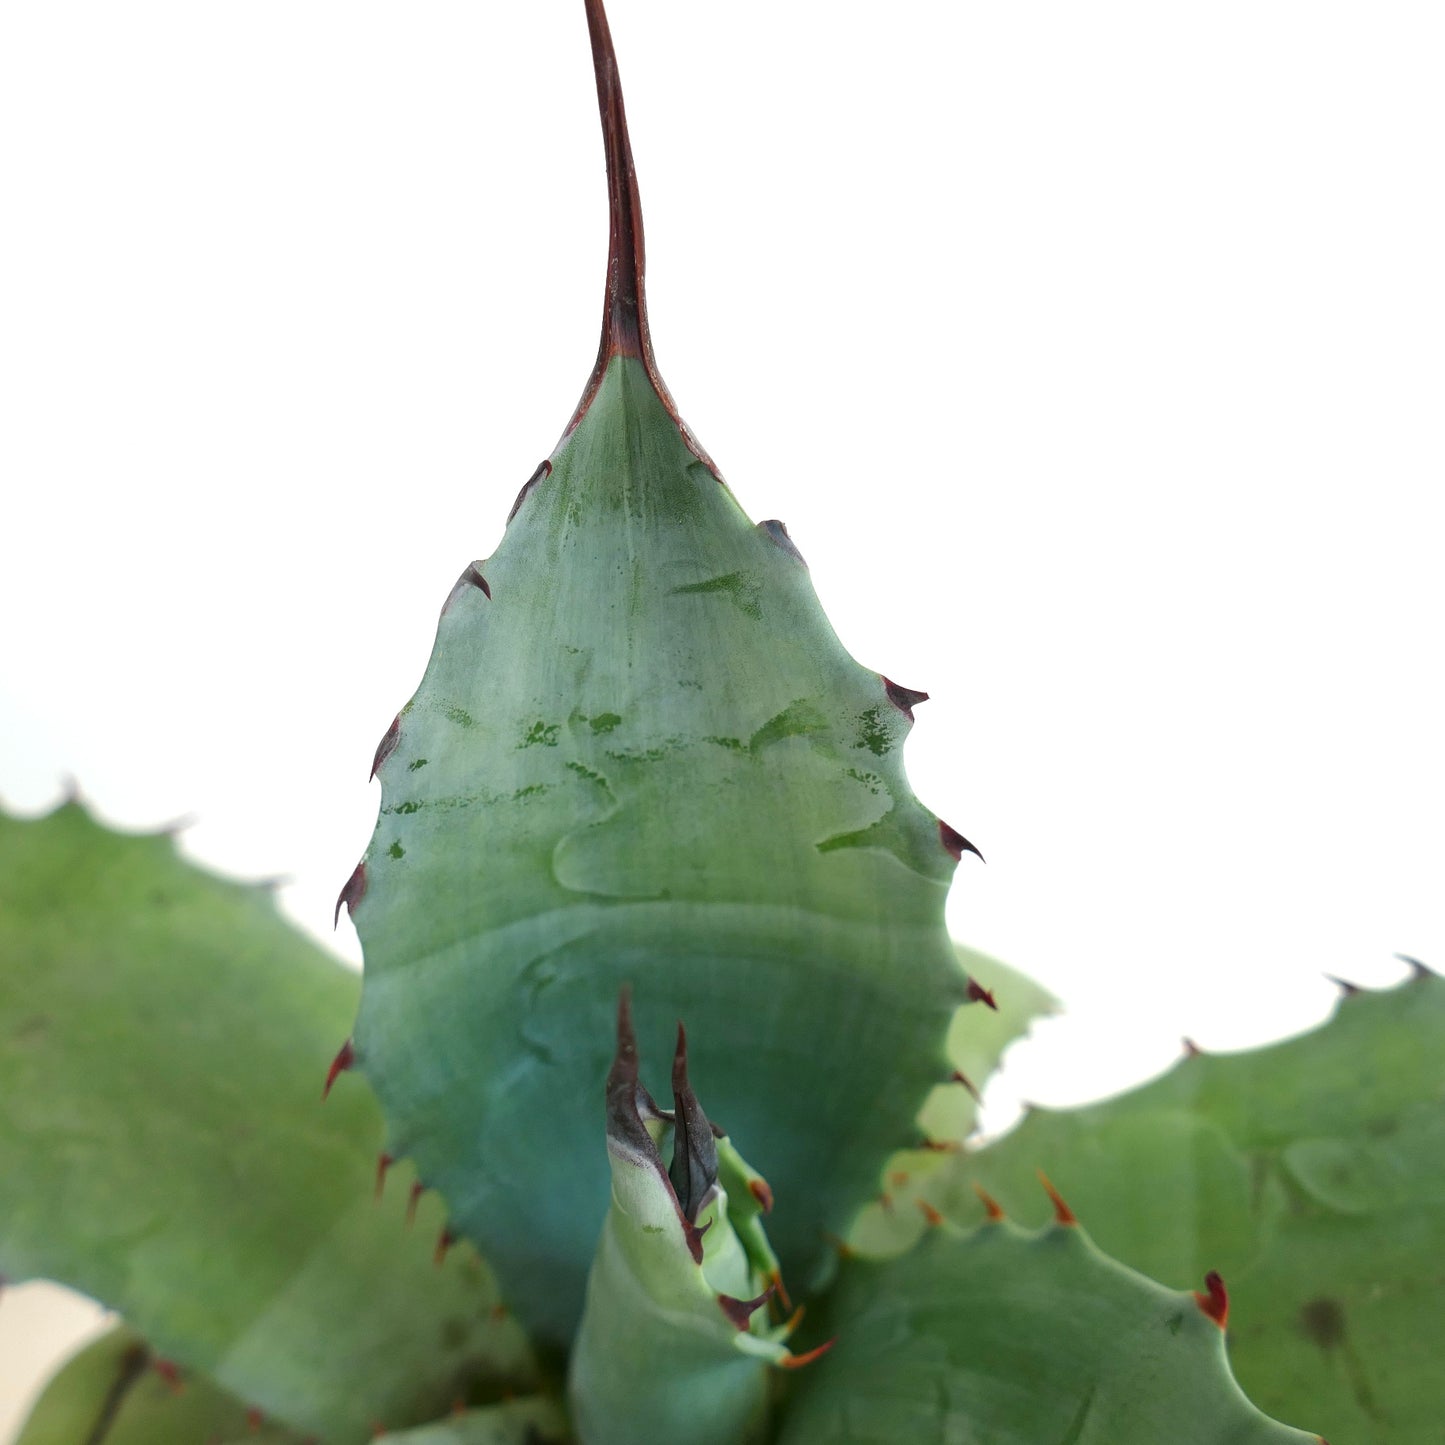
[
  {"left": 1194, "top": 1270, "right": 1229, "bottom": 1328},
  {"left": 1183, "top": 1037, "right": 1204, "bottom": 1058},
  {"left": 450, "top": 1398, "right": 468, "bottom": 1417},
  {"left": 152, "top": 1358, "right": 185, "bottom": 1394},
  {"left": 878, "top": 1191, "right": 895, "bottom": 1213},
  {"left": 890, "top": 1170, "right": 911, "bottom": 1189},
  {"left": 322, "top": 1040, "right": 355, "bottom": 1101},
  {"left": 973, "top": 1183, "right": 1006, "bottom": 1221},
  {"left": 770, "top": 1268, "right": 794, "bottom": 1314},
  {"left": 434, "top": 1227, "right": 457, "bottom": 1267},
  {"left": 882, "top": 677, "right": 930, "bottom": 721},
  {"left": 374, "top": 1153, "right": 394, "bottom": 1200},
  {"left": 717, "top": 1282, "right": 777, "bottom": 1331},
  {"left": 1038, "top": 1171, "right": 1077, "bottom": 1226},
  {"left": 246, "top": 1406, "right": 264, "bottom": 1433},
  {"left": 370, "top": 716, "right": 401, "bottom": 780},
  {"left": 780, "top": 1338, "right": 836, "bottom": 1370},
  {"left": 919, "top": 1137, "right": 961, "bottom": 1154},
  {"left": 334, "top": 862, "right": 367, "bottom": 928},
  {"left": 821, "top": 1231, "right": 856, "bottom": 1262},
  {"left": 917, "top": 1199, "right": 944, "bottom": 1227},
  {"left": 489, "top": 1302, "right": 509, "bottom": 1322},
  {"left": 748, "top": 1177, "right": 774, "bottom": 1214},
  {"left": 939, "top": 820, "right": 984, "bottom": 863},
  {"left": 951, "top": 1068, "right": 983, "bottom": 1102},
  {"left": 966, "top": 979, "right": 998, "bottom": 1011},
  {"left": 407, "top": 1180, "right": 425, "bottom": 1226}
]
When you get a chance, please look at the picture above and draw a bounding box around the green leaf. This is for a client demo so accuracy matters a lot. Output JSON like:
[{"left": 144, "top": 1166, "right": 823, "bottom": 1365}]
[
  {"left": 565, "top": 1000, "right": 803, "bottom": 1445},
  {"left": 907, "top": 968, "right": 1443, "bottom": 1444},
  {"left": 346, "top": 0, "right": 982, "bottom": 1349},
  {"left": 374, "top": 1400, "right": 571, "bottom": 1445},
  {"left": 774, "top": 1216, "right": 1321, "bottom": 1444},
  {"left": 0, "top": 803, "right": 536, "bottom": 1443},
  {"left": 14, "top": 1324, "right": 305, "bottom": 1445}
]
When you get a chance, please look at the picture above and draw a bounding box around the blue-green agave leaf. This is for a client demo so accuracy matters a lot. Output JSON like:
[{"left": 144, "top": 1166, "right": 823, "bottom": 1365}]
[{"left": 344, "top": 0, "right": 985, "bottom": 1347}]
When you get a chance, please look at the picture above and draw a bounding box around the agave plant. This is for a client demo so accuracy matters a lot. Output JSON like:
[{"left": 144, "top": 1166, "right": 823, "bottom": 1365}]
[{"left": 2, "top": 4, "right": 1439, "bottom": 1443}]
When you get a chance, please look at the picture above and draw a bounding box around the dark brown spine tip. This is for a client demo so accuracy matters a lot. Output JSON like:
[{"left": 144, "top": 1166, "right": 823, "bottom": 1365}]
[
  {"left": 246, "top": 1407, "right": 265, "bottom": 1433},
  {"left": 375, "top": 1152, "right": 394, "bottom": 1201},
  {"left": 370, "top": 716, "right": 401, "bottom": 781},
  {"left": 939, "top": 820, "right": 984, "bottom": 863},
  {"left": 973, "top": 1183, "right": 1006, "bottom": 1221},
  {"left": 716, "top": 1283, "right": 776, "bottom": 1331},
  {"left": 585, "top": 0, "right": 646, "bottom": 364},
  {"left": 1396, "top": 952, "right": 1434, "bottom": 979},
  {"left": 434, "top": 1226, "right": 457, "bottom": 1267},
  {"left": 506, "top": 459, "right": 551, "bottom": 524},
  {"left": 749, "top": 1177, "right": 774, "bottom": 1214},
  {"left": 1326, "top": 974, "right": 1363, "bottom": 998},
  {"left": 407, "top": 1180, "right": 425, "bottom": 1226},
  {"left": 883, "top": 678, "right": 930, "bottom": 721},
  {"left": 1038, "top": 1171, "right": 1077, "bottom": 1226},
  {"left": 1194, "top": 1270, "right": 1229, "bottom": 1328},
  {"left": 966, "top": 979, "right": 999, "bottom": 1011},
  {"left": 464, "top": 564, "right": 491, "bottom": 598},
  {"left": 951, "top": 1069, "right": 983, "bottom": 1103},
  {"left": 334, "top": 862, "right": 367, "bottom": 928},
  {"left": 322, "top": 1040, "right": 355, "bottom": 1100},
  {"left": 917, "top": 1199, "right": 945, "bottom": 1227},
  {"left": 758, "top": 519, "right": 808, "bottom": 565}
]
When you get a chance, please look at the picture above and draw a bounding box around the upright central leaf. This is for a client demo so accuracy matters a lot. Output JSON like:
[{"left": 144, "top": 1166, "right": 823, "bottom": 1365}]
[{"left": 344, "top": 0, "right": 978, "bottom": 1348}]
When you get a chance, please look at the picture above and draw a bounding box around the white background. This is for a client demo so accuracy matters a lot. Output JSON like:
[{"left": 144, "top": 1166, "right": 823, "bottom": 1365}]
[{"left": 2, "top": 1, "right": 1442, "bottom": 1434}]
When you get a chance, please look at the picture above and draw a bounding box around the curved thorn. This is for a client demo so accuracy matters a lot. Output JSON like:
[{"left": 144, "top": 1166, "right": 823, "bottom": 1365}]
[
  {"left": 1396, "top": 952, "right": 1434, "bottom": 978},
  {"left": 973, "top": 1182, "right": 1006, "bottom": 1221},
  {"left": 939, "top": 820, "right": 984, "bottom": 862},
  {"left": 1038, "top": 1170, "right": 1077, "bottom": 1225},
  {"left": 374, "top": 1152, "right": 394, "bottom": 1201},
  {"left": 152, "top": 1358, "right": 185, "bottom": 1395},
  {"left": 334, "top": 862, "right": 367, "bottom": 928},
  {"left": 882, "top": 677, "right": 930, "bottom": 721},
  {"left": 950, "top": 1068, "right": 983, "bottom": 1102},
  {"left": 780, "top": 1338, "right": 837, "bottom": 1370},
  {"left": 748, "top": 1176, "right": 774, "bottom": 1214},
  {"left": 370, "top": 716, "right": 401, "bottom": 780},
  {"left": 322, "top": 1040, "right": 354, "bottom": 1101},
  {"left": 917, "top": 1199, "right": 944, "bottom": 1227},
  {"left": 434, "top": 1226, "right": 457, "bottom": 1267},
  {"left": 966, "top": 978, "right": 998, "bottom": 1010},
  {"left": 1183, "top": 1037, "right": 1204, "bottom": 1058},
  {"left": 770, "top": 1268, "right": 794, "bottom": 1315},
  {"left": 1325, "top": 974, "right": 1363, "bottom": 997},
  {"left": 716, "top": 1282, "right": 776, "bottom": 1331},
  {"left": 1194, "top": 1269, "right": 1229, "bottom": 1328},
  {"left": 406, "top": 1180, "right": 425, "bottom": 1227}
]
